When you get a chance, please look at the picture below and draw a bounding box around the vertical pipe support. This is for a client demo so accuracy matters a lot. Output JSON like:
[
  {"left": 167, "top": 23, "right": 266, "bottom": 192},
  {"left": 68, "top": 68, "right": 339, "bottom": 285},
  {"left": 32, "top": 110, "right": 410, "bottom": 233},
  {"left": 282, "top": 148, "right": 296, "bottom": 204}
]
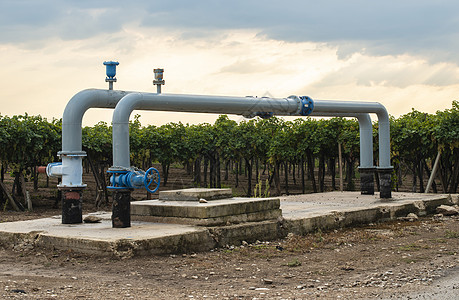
[
  {"left": 312, "top": 100, "right": 393, "bottom": 198},
  {"left": 359, "top": 168, "right": 376, "bottom": 195},
  {"left": 112, "top": 189, "right": 131, "bottom": 228},
  {"left": 61, "top": 189, "right": 84, "bottom": 224},
  {"left": 107, "top": 169, "right": 132, "bottom": 228}
]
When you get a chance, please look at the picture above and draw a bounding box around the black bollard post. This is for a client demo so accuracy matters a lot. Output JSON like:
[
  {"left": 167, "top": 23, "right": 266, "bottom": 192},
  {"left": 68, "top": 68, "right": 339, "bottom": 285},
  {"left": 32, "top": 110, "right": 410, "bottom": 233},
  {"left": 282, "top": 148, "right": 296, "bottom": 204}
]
[
  {"left": 377, "top": 168, "right": 393, "bottom": 199},
  {"left": 359, "top": 167, "right": 376, "bottom": 195},
  {"left": 61, "top": 189, "right": 83, "bottom": 224},
  {"left": 112, "top": 190, "right": 131, "bottom": 228}
]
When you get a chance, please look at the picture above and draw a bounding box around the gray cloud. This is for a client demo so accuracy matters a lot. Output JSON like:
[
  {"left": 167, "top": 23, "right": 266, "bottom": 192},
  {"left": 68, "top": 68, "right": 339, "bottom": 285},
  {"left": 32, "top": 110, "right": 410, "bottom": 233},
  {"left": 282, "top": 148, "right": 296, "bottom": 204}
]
[{"left": 2, "top": 0, "right": 459, "bottom": 64}]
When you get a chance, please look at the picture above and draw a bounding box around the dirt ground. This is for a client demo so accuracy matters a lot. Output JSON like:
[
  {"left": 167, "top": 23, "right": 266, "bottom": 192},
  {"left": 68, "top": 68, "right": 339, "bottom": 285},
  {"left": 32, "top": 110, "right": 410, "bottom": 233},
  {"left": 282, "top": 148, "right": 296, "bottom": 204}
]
[
  {"left": 1, "top": 212, "right": 459, "bottom": 299},
  {"left": 1, "top": 169, "right": 458, "bottom": 299}
]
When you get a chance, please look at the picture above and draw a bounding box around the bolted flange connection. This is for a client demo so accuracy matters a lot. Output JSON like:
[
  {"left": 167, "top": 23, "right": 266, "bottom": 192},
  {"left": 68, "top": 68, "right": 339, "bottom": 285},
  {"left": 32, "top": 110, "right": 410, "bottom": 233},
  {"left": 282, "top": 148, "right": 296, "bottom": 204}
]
[
  {"left": 288, "top": 95, "right": 315, "bottom": 116},
  {"left": 299, "top": 96, "right": 314, "bottom": 116},
  {"left": 46, "top": 151, "right": 87, "bottom": 189}
]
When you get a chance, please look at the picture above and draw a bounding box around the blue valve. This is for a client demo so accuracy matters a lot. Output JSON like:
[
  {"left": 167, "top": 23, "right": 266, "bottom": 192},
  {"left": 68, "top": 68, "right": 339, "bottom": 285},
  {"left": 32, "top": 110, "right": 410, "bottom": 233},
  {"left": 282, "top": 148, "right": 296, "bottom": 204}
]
[{"left": 107, "top": 167, "right": 160, "bottom": 193}]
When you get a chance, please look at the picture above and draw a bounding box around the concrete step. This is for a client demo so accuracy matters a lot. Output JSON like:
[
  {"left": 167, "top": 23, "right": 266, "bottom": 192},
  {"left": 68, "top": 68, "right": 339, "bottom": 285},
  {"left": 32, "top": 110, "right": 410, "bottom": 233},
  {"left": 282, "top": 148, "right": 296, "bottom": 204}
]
[
  {"left": 159, "top": 188, "right": 233, "bottom": 201},
  {"left": 131, "top": 197, "right": 281, "bottom": 226}
]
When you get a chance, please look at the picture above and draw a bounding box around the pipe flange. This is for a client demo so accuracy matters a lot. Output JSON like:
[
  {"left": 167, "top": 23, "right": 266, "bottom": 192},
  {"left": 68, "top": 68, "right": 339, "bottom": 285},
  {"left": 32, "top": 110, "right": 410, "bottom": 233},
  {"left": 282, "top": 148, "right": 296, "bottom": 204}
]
[
  {"left": 57, "top": 151, "right": 87, "bottom": 158},
  {"left": 107, "top": 169, "right": 130, "bottom": 190},
  {"left": 376, "top": 167, "right": 394, "bottom": 172},
  {"left": 358, "top": 166, "right": 377, "bottom": 172},
  {"left": 57, "top": 183, "right": 87, "bottom": 189},
  {"left": 299, "top": 96, "right": 314, "bottom": 116},
  {"left": 288, "top": 95, "right": 301, "bottom": 115}
]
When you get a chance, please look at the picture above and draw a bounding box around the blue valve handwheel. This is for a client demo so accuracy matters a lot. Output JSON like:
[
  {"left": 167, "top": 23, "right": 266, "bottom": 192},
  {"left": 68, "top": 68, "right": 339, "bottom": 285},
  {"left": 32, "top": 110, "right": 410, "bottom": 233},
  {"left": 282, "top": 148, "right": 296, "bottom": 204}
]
[{"left": 144, "top": 167, "right": 160, "bottom": 193}]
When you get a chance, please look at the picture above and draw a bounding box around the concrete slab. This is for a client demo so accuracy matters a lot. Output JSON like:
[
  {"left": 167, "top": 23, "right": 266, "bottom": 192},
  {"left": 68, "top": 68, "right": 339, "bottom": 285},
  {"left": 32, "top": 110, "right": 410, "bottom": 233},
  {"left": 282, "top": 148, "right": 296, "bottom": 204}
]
[
  {"left": 159, "top": 188, "right": 232, "bottom": 201},
  {"left": 280, "top": 192, "right": 451, "bottom": 220},
  {"left": 0, "top": 192, "right": 457, "bottom": 257},
  {"left": 0, "top": 212, "right": 214, "bottom": 257},
  {"left": 131, "top": 197, "right": 281, "bottom": 226}
]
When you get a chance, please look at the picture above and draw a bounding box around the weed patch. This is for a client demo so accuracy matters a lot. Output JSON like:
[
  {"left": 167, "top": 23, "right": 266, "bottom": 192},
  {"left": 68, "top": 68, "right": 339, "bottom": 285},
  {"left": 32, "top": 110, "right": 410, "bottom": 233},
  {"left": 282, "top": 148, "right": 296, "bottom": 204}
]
[
  {"left": 445, "top": 230, "right": 459, "bottom": 239},
  {"left": 287, "top": 258, "right": 302, "bottom": 267}
]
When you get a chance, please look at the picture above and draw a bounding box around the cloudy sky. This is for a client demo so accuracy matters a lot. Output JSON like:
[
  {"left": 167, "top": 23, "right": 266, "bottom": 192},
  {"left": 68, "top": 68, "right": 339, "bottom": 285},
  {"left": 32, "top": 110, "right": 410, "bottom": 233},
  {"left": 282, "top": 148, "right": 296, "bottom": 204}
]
[{"left": 1, "top": 0, "right": 458, "bottom": 125}]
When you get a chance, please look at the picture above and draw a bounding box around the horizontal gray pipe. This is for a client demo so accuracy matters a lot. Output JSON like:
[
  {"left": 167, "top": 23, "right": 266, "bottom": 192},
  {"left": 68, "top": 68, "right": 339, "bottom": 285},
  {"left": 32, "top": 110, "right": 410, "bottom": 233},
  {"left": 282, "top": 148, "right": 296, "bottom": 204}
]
[
  {"left": 310, "top": 112, "right": 374, "bottom": 169},
  {"left": 112, "top": 93, "right": 389, "bottom": 170},
  {"left": 313, "top": 100, "right": 391, "bottom": 169},
  {"left": 62, "top": 89, "right": 130, "bottom": 152},
  {"left": 112, "top": 93, "right": 300, "bottom": 167}
]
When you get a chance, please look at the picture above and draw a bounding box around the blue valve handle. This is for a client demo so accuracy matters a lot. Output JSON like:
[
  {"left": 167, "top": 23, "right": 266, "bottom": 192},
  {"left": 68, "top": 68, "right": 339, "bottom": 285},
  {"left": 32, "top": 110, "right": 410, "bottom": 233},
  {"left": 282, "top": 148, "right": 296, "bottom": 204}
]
[{"left": 144, "top": 167, "right": 160, "bottom": 193}]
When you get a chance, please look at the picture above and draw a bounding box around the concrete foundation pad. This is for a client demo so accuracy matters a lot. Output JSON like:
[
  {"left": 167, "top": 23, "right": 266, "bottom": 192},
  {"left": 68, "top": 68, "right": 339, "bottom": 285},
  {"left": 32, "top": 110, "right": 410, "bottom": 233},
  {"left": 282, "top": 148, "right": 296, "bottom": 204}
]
[
  {"left": 131, "top": 197, "right": 281, "bottom": 225},
  {"left": 159, "top": 188, "right": 232, "bottom": 201},
  {"left": 0, "top": 212, "right": 214, "bottom": 257},
  {"left": 0, "top": 192, "right": 457, "bottom": 257}
]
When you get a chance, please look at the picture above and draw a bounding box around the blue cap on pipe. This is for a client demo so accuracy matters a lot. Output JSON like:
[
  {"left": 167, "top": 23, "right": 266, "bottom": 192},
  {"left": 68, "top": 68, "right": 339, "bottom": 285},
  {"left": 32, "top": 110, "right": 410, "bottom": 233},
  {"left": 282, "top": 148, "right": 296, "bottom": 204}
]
[{"left": 103, "top": 61, "right": 119, "bottom": 80}]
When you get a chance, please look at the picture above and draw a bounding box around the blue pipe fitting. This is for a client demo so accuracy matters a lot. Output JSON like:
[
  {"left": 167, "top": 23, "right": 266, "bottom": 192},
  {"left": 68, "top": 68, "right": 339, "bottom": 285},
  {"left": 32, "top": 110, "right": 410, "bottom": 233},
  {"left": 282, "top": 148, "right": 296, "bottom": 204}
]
[
  {"left": 103, "top": 61, "right": 119, "bottom": 81},
  {"left": 107, "top": 170, "right": 131, "bottom": 190},
  {"left": 299, "top": 96, "right": 314, "bottom": 116},
  {"left": 108, "top": 171, "right": 144, "bottom": 190}
]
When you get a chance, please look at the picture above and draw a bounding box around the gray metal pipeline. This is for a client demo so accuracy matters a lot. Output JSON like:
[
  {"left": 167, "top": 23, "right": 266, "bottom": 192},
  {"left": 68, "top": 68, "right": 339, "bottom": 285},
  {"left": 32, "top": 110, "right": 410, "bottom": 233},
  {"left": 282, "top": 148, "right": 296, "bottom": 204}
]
[
  {"left": 112, "top": 92, "right": 301, "bottom": 168},
  {"left": 312, "top": 100, "right": 392, "bottom": 198},
  {"left": 111, "top": 92, "right": 392, "bottom": 198},
  {"left": 49, "top": 88, "right": 130, "bottom": 224},
  {"left": 112, "top": 94, "right": 385, "bottom": 169},
  {"left": 312, "top": 100, "right": 391, "bottom": 169},
  {"left": 109, "top": 92, "right": 303, "bottom": 227},
  {"left": 53, "top": 88, "right": 131, "bottom": 188},
  {"left": 62, "top": 89, "right": 130, "bottom": 152}
]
